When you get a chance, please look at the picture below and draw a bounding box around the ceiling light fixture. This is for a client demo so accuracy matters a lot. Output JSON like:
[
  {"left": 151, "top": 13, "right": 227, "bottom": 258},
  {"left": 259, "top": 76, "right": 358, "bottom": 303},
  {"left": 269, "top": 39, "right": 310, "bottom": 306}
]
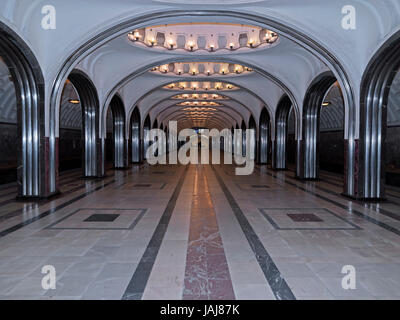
[
  {"left": 68, "top": 99, "right": 80, "bottom": 104},
  {"left": 128, "top": 24, "right": 279, "bottom": 53}
]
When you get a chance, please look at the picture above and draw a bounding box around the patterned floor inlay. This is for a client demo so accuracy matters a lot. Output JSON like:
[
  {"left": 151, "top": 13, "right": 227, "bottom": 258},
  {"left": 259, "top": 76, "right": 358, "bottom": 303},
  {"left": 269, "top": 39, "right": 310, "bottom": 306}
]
[
  {"left": 45, "top": 208, "right": 147, "bottom": 230},
  {"left": 259, "top": 208, "right": 362, "bottom": 230},
  {"left": 1, "top": 157, "right": 400, "bottom": 300},
  {"left": 183, "top": 166, "right": 235, "bottom": 300},
  {"left": 115, "top": 182, "right": 166, "bottom": 190},
  {"left": 287, "top": 213, "right": 323, "bottom": 222},
  {"left": 84, "top": 213, "right": 119, "bottom": 222},
  {"left": 236, "top": 183, "right": 282, "bottom": 191}
]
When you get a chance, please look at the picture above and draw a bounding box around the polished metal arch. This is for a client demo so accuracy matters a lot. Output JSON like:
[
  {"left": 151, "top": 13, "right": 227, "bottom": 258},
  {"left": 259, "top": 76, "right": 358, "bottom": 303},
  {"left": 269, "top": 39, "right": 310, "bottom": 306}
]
[
  {"left": 48, "top": 10, "right": 356, "bottom": 196},
  {"left": 359, "top": 29, "right": 400, "bottom": 199},
  {"left": 68, "top": 70, "right": 103, "bottom": 178},
  {"left": 241, "top": 120, "right": 247, "bottom": 157},
  {"left": 109, "top": 94, "right": 128, "bottom": 169},
  {"left": 249, "top": 115, "right": 257, "bottom": 160},
  {"left": 258, "top": 107, "right": 271, "bottom": 165},
  {"left": 273, "top": 95, "right": 292, "bottom": 170},
  {"left": 151, "top": 118, "right": 159, "bottom": 156},
  {"left": 299, "top": 72, "right": 337, "bottom": 180},
  {"left": 0, "top": 22, "right": 45, "bottom": 197},
  {"left": 143, "top": 114, "right": 151, "bottom": 159},
  {"left": 130, "top": 107, "right": 141, "bottom": 163}
]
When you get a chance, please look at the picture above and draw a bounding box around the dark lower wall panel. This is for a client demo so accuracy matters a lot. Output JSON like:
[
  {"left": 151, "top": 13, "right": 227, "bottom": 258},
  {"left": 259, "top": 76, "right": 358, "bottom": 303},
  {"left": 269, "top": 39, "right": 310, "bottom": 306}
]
[
  {"left": 59, "top": 128, "right": 81, "bottom": 171},
  {"left": 106, "top": 132, "right": 113, "bottom": 162},
  {"left": 0, "top": 122, "right": 17, "bottom": 184},
  {"left": 386, "top": 126, "right": 400, "bottom": 186},
  {"left": 288, "top": 127, "right": 400, "bottom": 187},
  {"left": 319, "top": 130, "right": 345, "bottom": 174}
]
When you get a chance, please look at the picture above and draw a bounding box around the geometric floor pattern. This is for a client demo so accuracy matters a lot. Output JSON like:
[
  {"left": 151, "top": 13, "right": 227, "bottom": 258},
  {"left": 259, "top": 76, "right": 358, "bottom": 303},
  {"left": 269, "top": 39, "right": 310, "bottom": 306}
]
[{"left": 0, "top": 156, "right": 400, "bottom": 300}]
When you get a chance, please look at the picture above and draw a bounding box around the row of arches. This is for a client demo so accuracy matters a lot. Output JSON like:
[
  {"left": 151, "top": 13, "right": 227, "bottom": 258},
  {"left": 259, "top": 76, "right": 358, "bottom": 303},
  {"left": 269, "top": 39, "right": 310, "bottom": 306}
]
[{"left": 1, "top": 19, "right": 399, "bottom": 200}]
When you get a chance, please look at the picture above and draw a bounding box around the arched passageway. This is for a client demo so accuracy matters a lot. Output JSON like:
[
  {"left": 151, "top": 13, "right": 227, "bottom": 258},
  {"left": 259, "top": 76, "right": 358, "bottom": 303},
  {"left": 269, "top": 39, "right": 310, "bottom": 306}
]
[
  {"left": 67, "top": 70, "right": 103, "bottom": 178},
  {"left": 59, "top": 81, "right": 83, "bottom": 173},
  {"left": 298, "top": 72, "right": 337, "bottom": 180}
]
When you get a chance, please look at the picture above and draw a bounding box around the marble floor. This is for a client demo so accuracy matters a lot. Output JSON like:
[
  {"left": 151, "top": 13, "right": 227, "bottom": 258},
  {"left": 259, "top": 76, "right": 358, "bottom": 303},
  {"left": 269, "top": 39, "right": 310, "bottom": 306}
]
[{"left": 0, "top": 158, "right": 400, "bottom": 300}]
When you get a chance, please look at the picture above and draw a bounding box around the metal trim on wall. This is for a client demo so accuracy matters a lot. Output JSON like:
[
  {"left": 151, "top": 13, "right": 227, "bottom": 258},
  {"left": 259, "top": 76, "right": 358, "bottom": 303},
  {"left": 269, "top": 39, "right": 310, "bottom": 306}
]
[
  {"left": 359, "top": 30, "right": 400, "bottom": 199},
  {"left": 130, "top": 107, "right": 141, "bottom": 163},
  {"left": 258, "top": 107, "right": 271, "bottom": 165},
  {"left": 109, "top": 94, "right": 128, "bottom": 169},
  {"left": 0, "top": 22, "right": 45, "bottom": 197},
  {"left": 241, "top": 120, "right": 247, "bottom": 157},
  {"left": 143, "top": 115, "right": 151, "bottom": 160},
  {"left": 273, "top": 95, "right": 292, "bottom": 170},
  {"left": 299, "top": 72, "right": 337, "bottom": 180}
]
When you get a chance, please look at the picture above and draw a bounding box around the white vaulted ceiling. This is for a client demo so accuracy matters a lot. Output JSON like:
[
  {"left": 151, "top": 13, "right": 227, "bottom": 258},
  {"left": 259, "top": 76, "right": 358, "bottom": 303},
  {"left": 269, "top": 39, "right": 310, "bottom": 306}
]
[{"left": 0, "top": 0, "right": 399, "bottom": 137}]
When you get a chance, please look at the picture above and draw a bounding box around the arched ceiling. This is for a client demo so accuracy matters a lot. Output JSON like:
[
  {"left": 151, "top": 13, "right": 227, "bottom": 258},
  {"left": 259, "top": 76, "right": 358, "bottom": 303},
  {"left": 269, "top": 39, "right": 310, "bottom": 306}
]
[
  {"left": 76, "top": 33, "right": 328, "bottom": 135},
  {"left": 1, "top": 0, "right": 400, "bottom": 137}
]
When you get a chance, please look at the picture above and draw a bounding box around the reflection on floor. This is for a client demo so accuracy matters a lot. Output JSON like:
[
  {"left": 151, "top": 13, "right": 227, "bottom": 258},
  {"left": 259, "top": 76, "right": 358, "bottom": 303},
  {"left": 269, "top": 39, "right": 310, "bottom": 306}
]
[{"left": 0, "top": 158, "right": 400, "bottom": 300}]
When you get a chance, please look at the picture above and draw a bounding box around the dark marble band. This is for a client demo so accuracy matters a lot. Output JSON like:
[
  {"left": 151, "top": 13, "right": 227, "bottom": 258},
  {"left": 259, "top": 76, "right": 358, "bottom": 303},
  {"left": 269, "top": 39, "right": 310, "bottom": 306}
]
[
  {"left": 122, "top": 166, "right": 189, "bottom": 300},
  {"left": 211, "top": 165, "right": 296, "bottom": 300}
]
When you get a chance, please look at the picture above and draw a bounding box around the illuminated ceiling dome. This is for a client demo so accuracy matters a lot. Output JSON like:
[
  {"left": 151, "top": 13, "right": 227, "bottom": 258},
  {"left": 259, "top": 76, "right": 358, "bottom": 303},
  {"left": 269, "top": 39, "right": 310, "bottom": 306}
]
[
  {"left": 152, "top": 62, "right": 252, "bottom": 76},
  {"left": 128, "top": 23, "right": 279, "bottom": 53},
  {"left": 177, "top": 101, "right": 222, "bottom": 107},
  {"left": 172, "top": 93, "right": 229, "bottom": 100},
  {"left": 163, "top": 81, "right": 238, "bottom": 91}
]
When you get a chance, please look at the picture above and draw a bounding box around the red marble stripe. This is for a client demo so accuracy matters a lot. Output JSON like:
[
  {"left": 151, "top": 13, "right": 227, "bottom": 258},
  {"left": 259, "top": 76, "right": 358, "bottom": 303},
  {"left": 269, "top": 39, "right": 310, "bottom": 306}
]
[{"left": 183, "top": 167, "right": 235, "bottom": 300}]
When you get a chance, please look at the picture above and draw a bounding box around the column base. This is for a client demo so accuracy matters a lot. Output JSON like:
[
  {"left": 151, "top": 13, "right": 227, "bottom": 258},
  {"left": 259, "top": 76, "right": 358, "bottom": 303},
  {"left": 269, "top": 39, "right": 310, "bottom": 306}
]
[{"left": 16, "top": 189, "right": 61, "bottom": 201}]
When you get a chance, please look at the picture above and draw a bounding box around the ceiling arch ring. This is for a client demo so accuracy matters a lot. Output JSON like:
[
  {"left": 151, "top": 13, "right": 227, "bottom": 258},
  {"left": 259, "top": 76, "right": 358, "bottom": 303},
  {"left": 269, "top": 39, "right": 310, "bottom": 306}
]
[
  {"left": 126, "top": 77, "right": 274, "bottom": 137},
  {"left": 142, "top": 90, "right": 252, "bottom": 128},
  {"left": 48, "top": 10, "right": 357, "bottom": 193},
  {"left": 171, "top": 114, "right": 231, "bottom": 129},
  {"left": 101, "top": 55, "right": 297, "bottom": 140},
  {"left": 153, "top": 92, "right": 248, "bottom": 119},
  {"left": 155, "top": 103, "right": 243, "bottom": 129},
  {"left": 172, "top": 118, "right": 227, "bottom": 132},
  {"left": 157, "top": 106, "right": 239, "bottom": 129},
  {"left": 171, "top": 115, "right": 229, "bottom": 131}
]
